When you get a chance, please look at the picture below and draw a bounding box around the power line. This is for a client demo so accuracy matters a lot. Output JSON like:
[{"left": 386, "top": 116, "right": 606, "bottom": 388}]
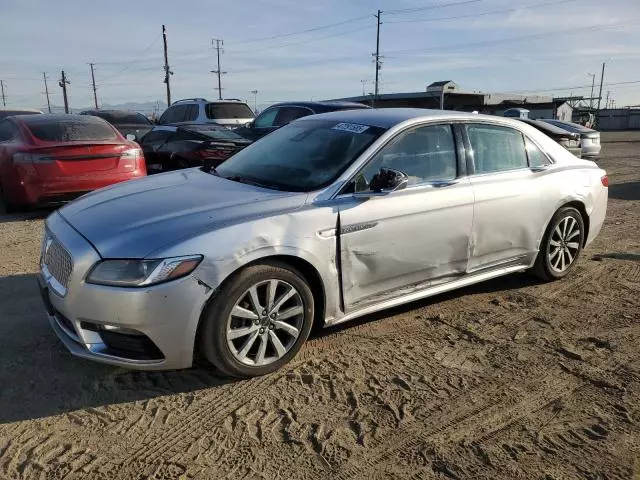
[
  {"left": 508, "top": 79, "right": 640, "bottom": 94},
  {"left": 386, "top": 0, "right": 579, "bottom": 24},
  {"left": 226, "top": 14, "right": 372, "bottom": 46},
  {"left": 225, "top": 24, "right": 374, "bottom": 54},
  {"left": 385, "top": 0, "right": 482, "bottom": 15},
  {"left": 385, "top": 19, "right": 640, "bottom": 56},
  {"left": 99, "top": 34, "right": 162, "bottom": 83}
]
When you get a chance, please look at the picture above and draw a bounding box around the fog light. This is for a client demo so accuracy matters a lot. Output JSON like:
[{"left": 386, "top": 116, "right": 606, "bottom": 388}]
[{"left": 101, "top": 324, "right": 144, "bottom": 336}]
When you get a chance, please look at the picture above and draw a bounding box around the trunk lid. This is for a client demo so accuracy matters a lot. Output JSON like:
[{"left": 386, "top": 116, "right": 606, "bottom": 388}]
[{"left": 28, "top": 143, "right": 138, "bottom": 177}]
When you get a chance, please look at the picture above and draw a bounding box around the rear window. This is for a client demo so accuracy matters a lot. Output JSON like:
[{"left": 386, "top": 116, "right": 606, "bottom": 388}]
[
  {"left": 205, "top": 103, "right": 254, "bottom": 120},
  {"left": 93, "top": 111, "right": 151, "bottom": 125},
  {"left": 183, "top": 125, "right": 245, "bottom": 141},
  {"left": 25, "top": 118, "right": 118, "bottom": 142}
]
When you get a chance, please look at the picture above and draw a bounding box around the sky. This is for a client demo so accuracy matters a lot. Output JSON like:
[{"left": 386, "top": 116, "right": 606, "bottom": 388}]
[{"left": 1, "top": 0, "right": 639, "bottom": 112}]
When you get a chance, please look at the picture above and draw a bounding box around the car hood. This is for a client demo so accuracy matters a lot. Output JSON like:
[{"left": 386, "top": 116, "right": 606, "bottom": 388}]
[{"left": 58, "top": 169, "right": 307, "bottom": 258}]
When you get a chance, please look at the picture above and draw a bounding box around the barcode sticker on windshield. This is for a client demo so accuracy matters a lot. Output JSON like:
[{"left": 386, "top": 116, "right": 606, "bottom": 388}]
[{"left": 332, "top": 122, "right": 370, "bottom": 134}]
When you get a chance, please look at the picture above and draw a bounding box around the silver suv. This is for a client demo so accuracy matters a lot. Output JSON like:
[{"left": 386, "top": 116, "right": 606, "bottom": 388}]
[{"left": 158, "top": 98, "right": 254, "bottom": 129}]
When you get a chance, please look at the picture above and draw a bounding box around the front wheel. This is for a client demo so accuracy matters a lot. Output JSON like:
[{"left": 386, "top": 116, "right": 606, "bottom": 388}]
[
  {"left": 199, "top": 262, "right": 315, "bottom": 378},
  {"left": 532, "top": 206, "right": 585, "bottom": 281}
]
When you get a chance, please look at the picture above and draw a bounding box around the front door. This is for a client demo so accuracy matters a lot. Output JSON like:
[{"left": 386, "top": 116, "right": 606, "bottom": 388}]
[{"left": 337, "top": 123, "right": 474, "bottom": 310}]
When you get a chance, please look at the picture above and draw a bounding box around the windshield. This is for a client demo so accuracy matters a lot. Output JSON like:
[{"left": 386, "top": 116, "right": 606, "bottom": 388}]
[
  {"left": 543, "top": 119, "right": 593, "bottom": 134},
  {"left": 183, "top": 125, "right": 246, "bottom": 142},
  {"left": 216, "top": 119, "right": 386, "bottom": 192},
  {"left": 206, "top": 103, "right": 254, "bottom": 119}
]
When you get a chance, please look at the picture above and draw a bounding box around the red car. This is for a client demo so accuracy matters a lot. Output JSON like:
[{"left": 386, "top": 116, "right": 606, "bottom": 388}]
[{"left": 0, "top": 114, "right": 146, "bottom": 212}]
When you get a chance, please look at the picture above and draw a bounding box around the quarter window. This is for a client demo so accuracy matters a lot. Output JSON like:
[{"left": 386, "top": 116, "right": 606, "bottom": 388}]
[
  {"left": 355, "top": 124, "right": 457, "bottom": 191},
  {"left": 525, "top": 137, "right": 551, "bottom": 167},
  {"left": 466, "top": 124, "right": 528, "bottom": 174}
]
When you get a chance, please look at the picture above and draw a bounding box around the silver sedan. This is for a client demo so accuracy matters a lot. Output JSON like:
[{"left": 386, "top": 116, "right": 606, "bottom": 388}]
[{"left": 38, "top": 109, "right": 608, "bottom": 377}]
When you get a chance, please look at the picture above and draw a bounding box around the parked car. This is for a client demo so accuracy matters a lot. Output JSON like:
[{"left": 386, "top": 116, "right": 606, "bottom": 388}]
[
  {"left": 139, "top": 124, "right": 251, "bottom": 173},
  {"left": 38, "top": 109, "right": 608, "bottom": 377},
  {"left": 80, "top": 109, "right": 154, "bottom": 142},
  {"left": 158, "top": 98, "right": 255, "bottom": 129},
  {"left": 234, "top": 101, "right": 370, "bottom": 141},
  {"left": 514, "top": 118, "right": 582, "bottom": 157},
  {"left": 539, "top": 119, "right": 601, "bottom": 158},
  {"left": 0, "top": 114, "right": 146, "bottom": 212},
  {"left": 0, "top": 107, "right": 43, "bottom": 120}
]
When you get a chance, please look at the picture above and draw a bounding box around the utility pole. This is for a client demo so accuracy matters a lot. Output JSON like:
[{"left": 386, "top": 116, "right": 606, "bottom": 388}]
[
  {"left": 251, "top": 90, "right": 258, "bottom": 113},
  {"left": 162, "top": 25, "right": 173, "bottom": 106},
  {"left": 0, "top": 80, "right": 5, "bottom": 107},
  {"left": 211, "top": 38, "right": 226, "bottom": 100},
  {"left": 372, "top": 10, "right": 382, "bottom": 107},
  {"left": 360, "top": 79, "right": 367, "bottom": 96},
  {"left": 59, "top": 70, "right": 70, "bottom": 114},
  {"left": 42, "top": 73, "right": 51, "bottom": 113},
  {"left": 596, "top": 62, "right": 605, "bottom": 111},
  {"left": 605, "top": 91, "right": 610, "bottom": 109},
  {"left": 89, "top": 63, "right": 98, "bottom": 109},
  {"left": 588, "top": 73, "right": 595, "bottom": 109}
]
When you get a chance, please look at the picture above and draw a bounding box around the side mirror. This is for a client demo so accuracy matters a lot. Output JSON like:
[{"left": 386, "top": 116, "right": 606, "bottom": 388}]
[
  {"left": 126, "top": 133, "right": 137, "bottom": 142},
  {"left": 355, "top": 168, "right": 408, "bottom": 198}
]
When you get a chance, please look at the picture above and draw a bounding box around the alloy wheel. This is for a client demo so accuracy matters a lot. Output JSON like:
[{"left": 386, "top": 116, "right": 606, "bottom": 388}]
[
  {"left": 548, "top": 215, "right": 581, "bottom": 273},
  {"left": 226, "top": 279, "right": 304, "bottom": 366}
]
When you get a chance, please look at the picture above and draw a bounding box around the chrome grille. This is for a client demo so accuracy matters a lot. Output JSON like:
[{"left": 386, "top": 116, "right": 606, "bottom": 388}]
[{"left": 43, "top": 236, "right": 73, "bottom": 288}]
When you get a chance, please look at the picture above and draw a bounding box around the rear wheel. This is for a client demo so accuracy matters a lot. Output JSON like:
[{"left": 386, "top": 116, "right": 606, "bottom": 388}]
[
  {"left": 199, "top": 262, "right": 314, "bottom": 378},
  {"left": 0, "top": 184, "right": 22, "bottom": 214},
  {"left": 532, "top": 207, "right": 584, "bottom": 281}
]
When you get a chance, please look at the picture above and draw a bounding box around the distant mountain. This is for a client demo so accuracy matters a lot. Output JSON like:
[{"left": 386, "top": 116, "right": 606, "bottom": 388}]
[{"left": 42, "top": 101, "right": 166, "bottom": 116}]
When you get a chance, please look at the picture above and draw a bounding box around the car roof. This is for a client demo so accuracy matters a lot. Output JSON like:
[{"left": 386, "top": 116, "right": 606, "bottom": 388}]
[
  {"left": 299, "top": 108, "right": 496, "bottom": 129},
  {"left": 540, "top": 118, "right": 595, "bottom": 133},
  {"left": 268, "top": 101, "right": 370, "bottom": 110},
  {"left": 515, "top": 118, "right": 575, "bottom": 136}
]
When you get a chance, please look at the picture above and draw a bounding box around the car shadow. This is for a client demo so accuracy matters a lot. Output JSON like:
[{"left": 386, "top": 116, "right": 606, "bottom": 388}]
[
  {"left": 0, "top": 206, "right": 52, "bottom": 224},
  {"left": 608, "top": 181, "right": 640, "bottom": 201},
  {"left": 0, "top": 271, "right": 539, "bottom": 424}
]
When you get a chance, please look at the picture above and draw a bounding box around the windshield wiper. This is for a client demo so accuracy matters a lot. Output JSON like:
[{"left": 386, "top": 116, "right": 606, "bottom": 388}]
[{"left": 223, "top": 175, "right": 283, "bottom": 191}]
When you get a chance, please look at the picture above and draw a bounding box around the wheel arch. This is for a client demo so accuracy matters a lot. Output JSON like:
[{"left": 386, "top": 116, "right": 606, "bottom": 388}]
[{"left": 194, "top": 252, "right": 328, "bottom": 362}]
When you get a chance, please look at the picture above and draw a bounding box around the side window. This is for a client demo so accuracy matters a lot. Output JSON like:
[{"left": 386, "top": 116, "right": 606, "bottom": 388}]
[
  {"left": 273, "top": 107, "right": 312, "bottom": 127},
  {"left": 140, "top": 130, "right": 173, "bottom": 145},
  {"left": 185, "top": 104, "right": 199, "bottom": 122},
  {"left": 525, "top": 137, "right": 551, "bottom": 167},
  {"left": 0, "top": 121, "right": 19, "bottom": 142},
  {"left": 253, "top": 108, "right": 279, "bottom": 128},
  {"left": 466, "top": 124, "right": 528, "bottom": 174},
  {"left": 354, "top": 124, "right": 457, "bottom": 192},
  {"left": 158, "top": 107, "right": 174, "bottom": 125}
]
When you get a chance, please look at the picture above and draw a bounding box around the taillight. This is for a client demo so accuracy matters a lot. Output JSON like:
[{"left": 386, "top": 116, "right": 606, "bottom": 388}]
[
  {"left": 601, "top": 175, "right": 609, "bottom": 187},
  {"left": 198, "top": 149, "right": 229, "bottom": 160},
  {"left": 121, "top": 148, "right": 142, "bottom": 170}
]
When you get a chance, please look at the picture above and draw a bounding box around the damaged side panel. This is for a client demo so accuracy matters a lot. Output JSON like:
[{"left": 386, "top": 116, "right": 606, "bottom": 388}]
[{"left": 337, "top": 180, "right": 475, "bottom": 310}]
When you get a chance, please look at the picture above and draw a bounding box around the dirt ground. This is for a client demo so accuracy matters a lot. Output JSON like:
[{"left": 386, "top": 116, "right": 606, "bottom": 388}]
[{"left": 0, "top": 132, "right": 639, "bottom": 480}]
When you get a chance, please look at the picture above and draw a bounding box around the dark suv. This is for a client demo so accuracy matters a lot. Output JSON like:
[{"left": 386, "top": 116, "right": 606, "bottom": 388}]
[{"left": 234, "top": 101, "right": 370, "bottom": 141}]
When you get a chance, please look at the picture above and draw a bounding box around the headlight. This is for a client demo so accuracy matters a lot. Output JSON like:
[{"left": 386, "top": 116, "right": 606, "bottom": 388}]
[{"left": 86, "top": 255, "right": 202, "bottom": 287}]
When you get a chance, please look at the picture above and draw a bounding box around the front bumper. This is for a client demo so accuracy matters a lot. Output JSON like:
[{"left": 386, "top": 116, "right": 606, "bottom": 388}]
[{"left": 39, "top": 212, "right": 211, "bottom": 370}]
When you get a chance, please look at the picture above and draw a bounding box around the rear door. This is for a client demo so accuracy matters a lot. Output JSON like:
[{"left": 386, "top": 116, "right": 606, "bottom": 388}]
[{"left": 464, "top": 122, "right": 546, "bottom": 271}]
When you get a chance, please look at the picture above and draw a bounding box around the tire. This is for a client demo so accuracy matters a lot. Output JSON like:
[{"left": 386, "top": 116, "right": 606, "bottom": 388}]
[
  {"left": 532, "top": 206, "right": 585, "bottom": 281},
  {"left": 0, "top": 185, "right": 22, "bottom": 214},
  {"left": 199, "top": 261, "right": 315, "bottom": 378}
]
